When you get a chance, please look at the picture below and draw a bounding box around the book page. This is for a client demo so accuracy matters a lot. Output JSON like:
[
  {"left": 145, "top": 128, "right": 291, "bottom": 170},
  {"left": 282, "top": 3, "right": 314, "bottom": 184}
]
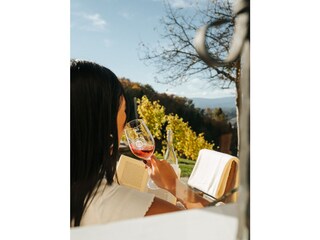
[
  {"left": 116, "top": 155, "right": 149, "bottom": 192},
  {"left": 187, "top": 149, "right": 239, "bottom": 200}
]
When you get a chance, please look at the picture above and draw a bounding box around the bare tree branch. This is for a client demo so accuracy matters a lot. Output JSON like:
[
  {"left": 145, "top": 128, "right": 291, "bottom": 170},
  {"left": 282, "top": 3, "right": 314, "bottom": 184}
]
[{"left": 139, "top": 0, "right": 237, "bottom": 88}]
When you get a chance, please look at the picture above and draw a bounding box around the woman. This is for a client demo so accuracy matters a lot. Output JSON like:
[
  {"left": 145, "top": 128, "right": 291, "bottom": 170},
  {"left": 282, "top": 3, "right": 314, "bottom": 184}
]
[{"left": 71, "top": 60, "right": 209, "bottom": 227}]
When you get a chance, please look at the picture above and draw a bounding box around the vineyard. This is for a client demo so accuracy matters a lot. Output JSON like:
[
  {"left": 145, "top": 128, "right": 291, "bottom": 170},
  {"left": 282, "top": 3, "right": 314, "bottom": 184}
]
[{"left": 138, "top": 95, "right": 214, "bottom": 161}]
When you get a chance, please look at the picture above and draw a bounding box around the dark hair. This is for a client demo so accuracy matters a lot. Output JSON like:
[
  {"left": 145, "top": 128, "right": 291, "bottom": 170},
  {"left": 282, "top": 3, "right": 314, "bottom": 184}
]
[{"left": 71, "top": 59, "right": 129, "bottom": 226}]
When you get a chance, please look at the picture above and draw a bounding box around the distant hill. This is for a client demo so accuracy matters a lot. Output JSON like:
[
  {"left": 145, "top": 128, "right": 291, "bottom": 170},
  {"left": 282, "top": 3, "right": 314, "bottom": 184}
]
[
  {"left": 192, "top": 96, "right": 237, "bottom": 120},
  {"left": 191, "top": 96, "right": 236, "bottom": 109}
]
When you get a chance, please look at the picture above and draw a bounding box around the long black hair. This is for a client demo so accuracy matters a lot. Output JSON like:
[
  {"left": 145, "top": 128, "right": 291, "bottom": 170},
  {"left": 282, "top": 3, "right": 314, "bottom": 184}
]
[{"left": 71, "top": 59, "right": 128, "bottom": 226}]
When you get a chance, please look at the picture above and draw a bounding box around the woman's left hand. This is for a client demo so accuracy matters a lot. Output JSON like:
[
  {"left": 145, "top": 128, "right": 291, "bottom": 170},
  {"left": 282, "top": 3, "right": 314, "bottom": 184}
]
[{"left": 148, "top": 155, "right": 178, "bottom": 193}]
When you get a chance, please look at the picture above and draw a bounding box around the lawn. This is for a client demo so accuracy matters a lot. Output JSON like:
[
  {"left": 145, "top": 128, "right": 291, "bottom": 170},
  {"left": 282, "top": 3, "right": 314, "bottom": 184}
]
[
  {"left": 154, "top": 153, "right": 196, "bottom": 178},
  {"left": 178, "top": 158, "right": 196, "bottom": 177}
]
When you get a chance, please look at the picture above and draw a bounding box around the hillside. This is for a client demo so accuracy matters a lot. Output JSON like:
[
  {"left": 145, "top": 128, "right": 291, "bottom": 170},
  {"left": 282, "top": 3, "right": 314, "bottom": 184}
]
[
  {"left": 192, "top": 96, "right": 237, "bottom": 120},
  {"left": 120, "top": 78, "right": 234, "bottom": 150},
  {"left": 191, "top": 96, "right": 236, "bottom": 109}
]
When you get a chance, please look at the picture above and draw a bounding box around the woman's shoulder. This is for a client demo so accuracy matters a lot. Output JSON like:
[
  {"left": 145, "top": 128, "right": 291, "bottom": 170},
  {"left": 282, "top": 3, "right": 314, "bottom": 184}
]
[
  {"left": 103, "top": 182, "right": 181, "bottom": 216},
  {"left": 95, "top": 180, "right": 154, "bottom": 201},
  {"left": 81, "top": 180, "right": 155, "bottom": 226}
]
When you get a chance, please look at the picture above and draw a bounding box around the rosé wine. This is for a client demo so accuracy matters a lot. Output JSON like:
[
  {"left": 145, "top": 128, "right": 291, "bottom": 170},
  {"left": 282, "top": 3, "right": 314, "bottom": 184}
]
[{"left": 130, "top": 144, "right": 154, "bottom": 160}]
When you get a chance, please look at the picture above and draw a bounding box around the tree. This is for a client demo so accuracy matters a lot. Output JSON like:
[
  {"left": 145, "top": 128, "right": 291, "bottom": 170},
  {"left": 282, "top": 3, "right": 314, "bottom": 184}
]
[
  {"left": 120, "top": 78, "right": 235, "bottom": 153},
  {"left": 166, "top": 114, "right": 214, "bottom": 160},
  {"left": 137, "top": 95, "right": 214, "bottom": 160},
  {"left": 136, "top": 96, "right": 166, "bottom": 140},
  {"left": 205, "top": 107, "right": 227, "bottom": 122},
  {"left": 139, "top": 0, "right": 238, "bottom": 89}
]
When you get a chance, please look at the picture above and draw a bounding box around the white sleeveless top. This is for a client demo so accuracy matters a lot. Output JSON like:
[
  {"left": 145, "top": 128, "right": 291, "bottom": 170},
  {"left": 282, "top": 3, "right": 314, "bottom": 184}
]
[{"left": 79, "top": 179, "right": 155, "bottom": 226}]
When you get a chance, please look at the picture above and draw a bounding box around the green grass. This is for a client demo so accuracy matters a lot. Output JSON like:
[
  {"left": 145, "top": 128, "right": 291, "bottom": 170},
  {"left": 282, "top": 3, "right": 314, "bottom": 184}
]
[
  {"left": 155, "top": 153, "right": 196, "bottom": 178},
  {"left": 178, "top": 157, "right": 196, "bottom": 177}
]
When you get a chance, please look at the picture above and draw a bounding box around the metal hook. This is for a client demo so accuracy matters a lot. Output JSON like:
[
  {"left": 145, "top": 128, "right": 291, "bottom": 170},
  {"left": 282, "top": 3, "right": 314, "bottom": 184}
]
[{"left": 193, "top": 0, "right": 249, "bottom": 67}]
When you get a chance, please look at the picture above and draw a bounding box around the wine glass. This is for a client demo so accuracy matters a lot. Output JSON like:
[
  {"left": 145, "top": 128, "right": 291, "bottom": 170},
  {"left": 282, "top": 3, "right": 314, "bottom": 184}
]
[{"left": 124, "top": 119, "right": 158, "bottom": 189}]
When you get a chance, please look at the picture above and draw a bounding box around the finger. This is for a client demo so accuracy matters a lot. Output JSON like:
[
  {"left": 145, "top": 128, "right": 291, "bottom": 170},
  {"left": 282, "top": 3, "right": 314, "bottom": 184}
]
[
  {"left": 151, "top": 155, "right": 166, "bottom": 164},
  {"left": 150, "top": 156, "right": 158, "bottom": 167},
  {"left": 150, "top": 155, "right": 159, "bottom": 161}
]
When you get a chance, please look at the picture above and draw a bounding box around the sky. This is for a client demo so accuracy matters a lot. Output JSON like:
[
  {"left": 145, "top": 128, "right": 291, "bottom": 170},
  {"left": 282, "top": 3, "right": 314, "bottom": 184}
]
[{"left": 71, "top": 0, "right": 236, "bottom": 99}]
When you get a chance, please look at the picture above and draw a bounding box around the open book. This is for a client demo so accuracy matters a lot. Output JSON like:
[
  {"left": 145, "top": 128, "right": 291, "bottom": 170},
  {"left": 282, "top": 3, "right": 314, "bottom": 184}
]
[
  {"left": 116, "top": 155, "right": 178, "bottom": 204},
  {"left": 187, "top": 149, "right": 239, "bottom": 202}
]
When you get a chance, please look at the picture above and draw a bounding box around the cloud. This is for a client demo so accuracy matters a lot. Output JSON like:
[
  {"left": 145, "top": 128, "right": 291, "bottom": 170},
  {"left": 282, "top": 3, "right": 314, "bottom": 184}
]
[
  {"left": 118, "top": 11, "right": 134, "bottom": 20},
  {"left": 86, "top": 14, "right": 106, "bottom": 27},
  {"left": 82, "top": 13, "right": 107, "bottom": 30},
  {"left": 72, "top": 12, "right": 107, "bottom": 31}
]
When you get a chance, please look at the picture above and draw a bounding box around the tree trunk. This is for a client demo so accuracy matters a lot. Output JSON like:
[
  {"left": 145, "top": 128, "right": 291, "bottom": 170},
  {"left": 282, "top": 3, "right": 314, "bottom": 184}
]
[{"left": 235, "top": 59, "right": 241, "bottom": 157}]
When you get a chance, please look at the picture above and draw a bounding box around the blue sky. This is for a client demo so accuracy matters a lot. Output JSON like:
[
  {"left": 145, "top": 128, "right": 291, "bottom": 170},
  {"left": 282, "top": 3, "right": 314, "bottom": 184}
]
[{"left": 71, "top": 0, "right": 236, "bottom": 99}]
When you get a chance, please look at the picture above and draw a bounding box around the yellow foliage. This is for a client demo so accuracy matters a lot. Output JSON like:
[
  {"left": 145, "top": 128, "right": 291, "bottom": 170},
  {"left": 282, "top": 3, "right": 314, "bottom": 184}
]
[
  {"left": 137, "top": 95, "right": 214, "bottom": 160},
  {"left": 131, "top": 83, "right": 141, "bottom": 90},
  {"left": 166, "top": 114, "right": 214, "bottom": 160},
  {"left": 137, "top": 96, "right": 166, "bottom": 140}
]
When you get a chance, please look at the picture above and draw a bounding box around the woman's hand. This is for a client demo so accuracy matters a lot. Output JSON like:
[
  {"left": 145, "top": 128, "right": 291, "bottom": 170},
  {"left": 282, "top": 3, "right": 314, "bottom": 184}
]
[
  {"left": 148, "top": 155, "right": 178, "bottom": 193},
  {"left": 147, "top": 155, "right": 211, "bottom": 209}
]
